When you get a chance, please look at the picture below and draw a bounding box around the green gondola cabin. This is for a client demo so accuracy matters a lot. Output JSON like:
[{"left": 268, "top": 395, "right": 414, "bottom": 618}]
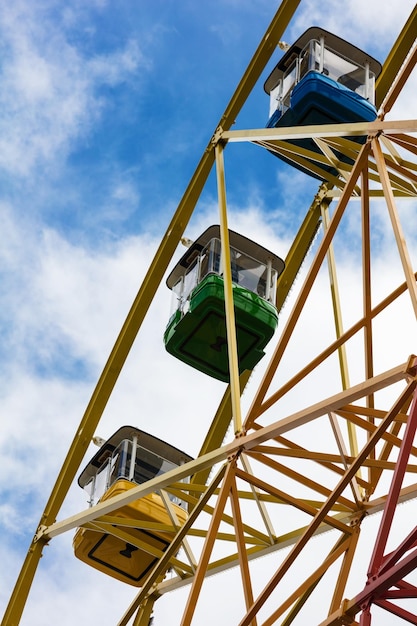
[{"left": 163, "top": 225, "right": 285, "bottom": 382}]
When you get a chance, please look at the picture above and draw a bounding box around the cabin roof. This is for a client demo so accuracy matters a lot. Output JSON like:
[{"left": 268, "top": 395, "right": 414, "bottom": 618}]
[
  {"left": 264, "top": 26, "right": 382, "bottom": 94},
  {"left": 78, "top": 426, "right": 193, "bottom": 488},
  {"left": 166, "top": 225, "right": 285, "bottom": 289}
]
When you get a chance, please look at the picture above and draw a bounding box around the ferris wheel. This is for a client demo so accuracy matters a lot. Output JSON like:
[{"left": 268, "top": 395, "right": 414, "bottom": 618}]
[{"left": 3, "top": 1, "right": 417, "bottom": 624}]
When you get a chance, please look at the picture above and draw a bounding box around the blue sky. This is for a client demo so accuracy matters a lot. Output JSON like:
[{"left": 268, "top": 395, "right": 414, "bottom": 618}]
[{"left": 1, "top": 1, "right": 417, "bottom": 625}]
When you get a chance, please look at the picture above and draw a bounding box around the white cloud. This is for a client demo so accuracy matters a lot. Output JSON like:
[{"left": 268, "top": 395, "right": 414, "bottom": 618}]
[
  {"left": 88, "top": 39, "right": 149, "bottom": 86},
  {"left": 290, "top": 0, "right": 416, "bottom": 52},
  {"left": 0, "top": 196, "right": 410, "bottom": 624},
  {"left": 1, "top": 2, "right": 416, "bottom": 625},
  {"left": 0, "top": 2, "right": 145, "bottom": 177}
]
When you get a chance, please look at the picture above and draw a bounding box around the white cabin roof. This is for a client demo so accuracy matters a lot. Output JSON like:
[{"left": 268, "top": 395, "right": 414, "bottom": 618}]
[
  {"left": 78, "top": 426, "right": 193, "bottom": 488},
  {"left": 264, "top": 26, "right": 382, "bottom": 94},
  {"left": 166, "top": 225, "right": 285, "bottom": 289}
]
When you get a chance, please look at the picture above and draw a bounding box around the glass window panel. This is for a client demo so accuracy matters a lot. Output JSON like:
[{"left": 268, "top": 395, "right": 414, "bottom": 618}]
[
  {"left": 170, "top": 278, "right": 184, "bottom": 316},
  {"left": 298, "top": 44, "right": 313, "bottom": 81},
  {"left": 84, "top": 478, "right": 94, "bottom": 506},
  {"left": 229, "top": 246, "right": 277, "bottom": 303},
  {"left": 134, "top": 445, "right": 177, "bottom": 484},
  {"left": 84, "top": 439, "right": 190, "bottom": 510},
  {"left": 182, "top": 260, "right": 198, "bottom": 303},
  {"left": 109, "top": 440, "right": 132, "bottom": 485},
  {"left": 281, "top": 61, "right": 297, "bottom": 112},
  {"left": 89, "top": 458, "right": 111, "bottom": 505},
  {"left": 324, "top": 47, "right": 357, "bottom": 81},
  {"left": 133, "top": 445, "right": 186, "bottom": 507},
  {"left": 322, "top": 45, "right": 376, "bottom": 102},
  {"left": 269, "top": 83, "right": 281, "bottom": 117}
]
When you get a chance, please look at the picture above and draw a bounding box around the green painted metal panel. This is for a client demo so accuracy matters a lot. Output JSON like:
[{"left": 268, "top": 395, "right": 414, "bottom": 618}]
[{"left": 164, "top": 274, "right": 278, "bottom": 381}]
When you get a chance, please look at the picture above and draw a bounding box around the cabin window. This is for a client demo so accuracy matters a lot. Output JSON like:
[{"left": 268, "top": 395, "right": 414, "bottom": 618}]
[
  {"left": 86, "top": 456, "right": 112, "bottom": 506},
  {"left": 109, "top": 440, "right": 131, "bottom": 484},
  {"left": 182, "top": 259, "right": 199, "bottom": 307},
  {"left": 269, "top": 59, "right": 297, "bottom": 118},
  {"left": 269, "top": 38, "right": 376, "bottom": 118},
  {"left": 320, "top": 44, "right": 375, "bottom": 102},
  {"left": 84, "top": 438, "right": 187, "bottom": 508},
  {"left": 199, "top": 238, "right": 221, "bottom": 280},
  {"left": 170, "top": 237, "right": 277, "bottom": 320},
  {"left": 230, "top": 248, "right": 276, "bottom": 300},
  {"left": 133, "top": 445, "right": 177, "bottom": 483}
]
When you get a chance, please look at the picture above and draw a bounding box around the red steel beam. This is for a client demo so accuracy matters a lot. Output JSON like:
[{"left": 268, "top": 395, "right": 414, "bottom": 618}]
[
  {"left": 353, "top": 547, "right": 417, "bottom": 621},
  {"left": 379, "top": 527, "right": 417, "bottom": 576},
  {"left": 374, "top": 598, "right": 417, "bottom": 624},
  {"left": 367, "top": 391, "right": 417, "bottom": 575},
  {"left": 352, "top": 390, "right": 417, "bottom": 623}
]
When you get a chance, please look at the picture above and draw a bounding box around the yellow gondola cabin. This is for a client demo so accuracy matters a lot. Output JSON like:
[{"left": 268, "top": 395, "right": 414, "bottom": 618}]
[{"left": 73, "top": 427, "right": 192, "bottom": 586}]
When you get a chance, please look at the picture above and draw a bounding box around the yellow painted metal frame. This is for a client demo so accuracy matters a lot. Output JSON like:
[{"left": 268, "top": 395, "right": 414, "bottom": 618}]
[{"left": 3, "top": 1, "right": 417, "bottom": 625}]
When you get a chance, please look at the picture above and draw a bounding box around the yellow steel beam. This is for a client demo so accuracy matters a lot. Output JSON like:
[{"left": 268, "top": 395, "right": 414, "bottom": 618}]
[
  {"left": 2, "top": 2, "right": 303, "bottom": 624},
  {"left": 337, "top": 410, "right": 417, "bottom": 460},
  {"left": 276, "top": 185, "right": 326, "bottom": 310},
  {"left": 37, "top": 357, "right": 416, "bottom": 544},
  {"left": 181, "top": 460, "right": 238, "bottom": 626},
  {"left": 222, "top": 119, "right": 417, "bottom": 142},
  {"left": 375, "top": 4, "right": 417, "bottom": 109},
  {"left": 6, "top": 3, "right": 417, "bottom": 625},
  {"left": 118, "top": 465, "right": 228, "bottom": 626},
  {"left": 192, "top": 370, "right": 251, "bottom": 488},
  {"left": 321, "top": 203, "right": 362, "bottom": 479},
  {"left": 256, "top": 139, "right": 348, "bottom": 185},
  {"left": 246, "top": 144, "right": 371, "bottom": 426},
  {"left": 190, "top": 8, "right": 417, "bottom": 474},
  {"left": 229, "top": 477, "right": 256, "bottom": 617},
  {"left": 329, "top": 526, "right": 361, "bottom": 615},
  {"left": 373, "top": 137, "right": 417, "bottom": 318},
  {"left": 239, "top": 379, "right": 417, "bottom": 626},
  {"left": 380, "top": 40, "right": 417, "bottom": 120},
  {"left": 321, "top": 202, "right": 351, "bottom": 392},
  {"left": 216, "top": 142, "right": 243, "bottom": 434},
  {"left": 132, "top": 594, "right": 158, "bottom": 626},
  {"left": 249, "top": 447, "right": 417, "bottom": 473},
  {"left": 247, "top": 447, "right": 359, "bottom": 508},
  {"left": 265, "top": 533, "right": 357, "bottom": 626},
  {"left": 233, "top": 466, "right": 353, "bottom": 534},
  {"left": 240, "top": 453, "right": 277, "bottom": 543}
]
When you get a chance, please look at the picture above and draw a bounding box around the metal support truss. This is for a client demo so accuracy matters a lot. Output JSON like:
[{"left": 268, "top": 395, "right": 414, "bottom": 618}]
[{"left": 3, "top": 2, "right": 417, "bottom": 626}]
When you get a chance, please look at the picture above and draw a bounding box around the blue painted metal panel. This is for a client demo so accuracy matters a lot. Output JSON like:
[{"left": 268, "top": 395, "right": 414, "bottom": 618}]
[{"left": 267, "top": 71, "right": 378, "bottom": 179}]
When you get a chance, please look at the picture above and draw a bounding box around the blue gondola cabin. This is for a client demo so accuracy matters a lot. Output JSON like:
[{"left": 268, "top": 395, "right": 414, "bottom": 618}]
[
  {"left": 73, "top": 427, "right": 192, "bottom": 586},
  {"left": 163, "top": 225, "right": 285, "bottom": 382},
  {"left": 264, "top": 27, "right": 382, "bottom": 179}
]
